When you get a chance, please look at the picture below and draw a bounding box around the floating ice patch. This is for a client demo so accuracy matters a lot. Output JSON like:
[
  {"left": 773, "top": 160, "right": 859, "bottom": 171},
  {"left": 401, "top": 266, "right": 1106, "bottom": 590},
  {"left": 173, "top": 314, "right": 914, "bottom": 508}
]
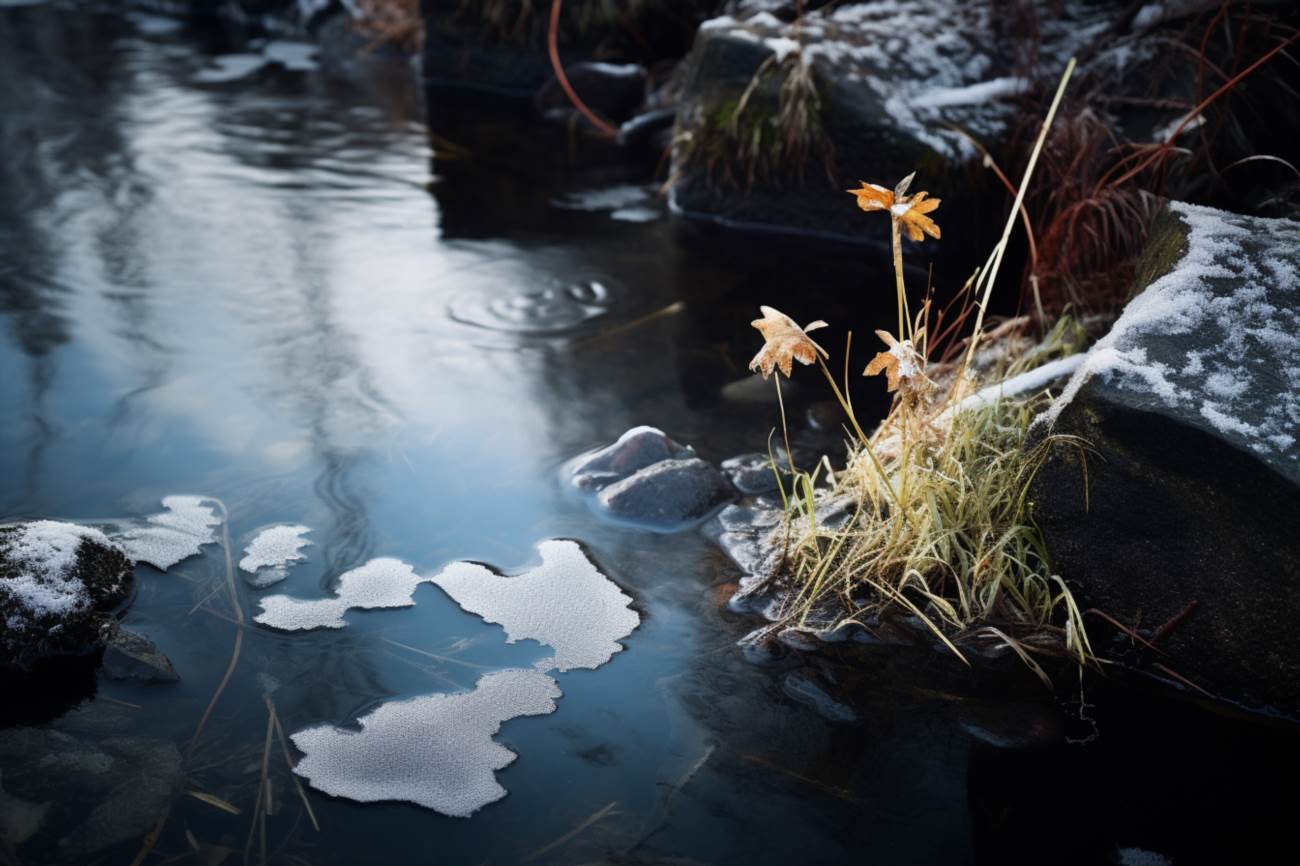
[
  {"left": 290, "top": 668, "right": 561, "bottom": 816},
  {"left": 430, "top": 540, "right": 639, "bottom": 672},
  {"left": 254, "top": 557, "right": 423, "bottom": 630},
  {"left": 261, "top": 41, "right": 318, "bottom": 72},
  {"left": 0, "top": 522, "right": 117, "bottom": 625},
  {"left": 551, "top": 185, "right": 652, "bottom": 213},
  {"left": 115, "top": 496, "right": 222, "bottom": 571},
  {"left": 194, "top": 54, "right": 269, "bottom": 84},
  {"left": 609, "top": 206, "right": 661, "bottom": 223},
  {"left": 240, "top": 525, "right": 312, "bottom": 589}
]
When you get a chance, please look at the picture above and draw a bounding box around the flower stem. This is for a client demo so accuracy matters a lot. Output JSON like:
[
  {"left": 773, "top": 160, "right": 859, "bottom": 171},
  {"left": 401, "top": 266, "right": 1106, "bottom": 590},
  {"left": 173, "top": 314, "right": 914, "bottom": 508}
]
[{"left": 891, "top": 219, "right": 912, "bottom": 342}]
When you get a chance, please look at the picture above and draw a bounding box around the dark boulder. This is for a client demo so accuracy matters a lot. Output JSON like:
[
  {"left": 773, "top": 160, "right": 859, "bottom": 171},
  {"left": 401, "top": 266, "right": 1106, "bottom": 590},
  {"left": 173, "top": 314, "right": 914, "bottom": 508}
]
[
  {"left": 1031, "top": 202, "right": 1300, "bottom": 718},
  {"left": 598, "top": 457, "right": 735, "bottom": 529},
  {"left": 568, "top": 425, "right": 695, "bottom": 490},
  {"left": 0, "top": 522, "right": 133, "bottom": 670},
  {"left": 536, "top": 62, "right": 648, "bottom": 125}
]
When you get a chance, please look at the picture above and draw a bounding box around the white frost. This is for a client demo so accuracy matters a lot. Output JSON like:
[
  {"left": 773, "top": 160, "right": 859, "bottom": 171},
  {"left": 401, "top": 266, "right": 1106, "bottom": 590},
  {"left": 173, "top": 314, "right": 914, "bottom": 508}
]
[
  {"left": 240, "top": 524, "right": 312, "bottom": 588},
  {"left": 115, "top": 496, "right": 222, "bottom": 571},
  {"left": 429, "top": 539, "right": 640, "bottom": 672},
  {"left": 290, "top": 668, "right": 561, "bottom": 817}
]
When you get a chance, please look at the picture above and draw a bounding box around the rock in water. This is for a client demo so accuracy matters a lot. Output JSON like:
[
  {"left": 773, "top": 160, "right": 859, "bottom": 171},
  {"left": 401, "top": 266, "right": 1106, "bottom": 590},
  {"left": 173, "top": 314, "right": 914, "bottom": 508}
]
[
  {"left": 568, "top": 425, "right": 695, "bottom": 490},
  {"left": 100, "top": 628, "right": 179, "bottom": 684},
  {"left": 597, "top": 457, "right": 735, "bottom": 529},
  {"left": 0, "top": 522, "right": 133, "bottom": 669},
  {"left": 1032, "top": 202, "right": 1300, "bottom": 718}
]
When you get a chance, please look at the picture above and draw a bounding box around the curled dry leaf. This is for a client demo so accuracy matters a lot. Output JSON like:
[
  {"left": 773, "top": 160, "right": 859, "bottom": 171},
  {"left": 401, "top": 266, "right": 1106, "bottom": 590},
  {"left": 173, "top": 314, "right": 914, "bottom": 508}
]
[
  {"left": 864, "top": 329, "right": 925, "bottom": 392},
  {"left": 748, "top": 305, "right": 830, "bottom": 379}
]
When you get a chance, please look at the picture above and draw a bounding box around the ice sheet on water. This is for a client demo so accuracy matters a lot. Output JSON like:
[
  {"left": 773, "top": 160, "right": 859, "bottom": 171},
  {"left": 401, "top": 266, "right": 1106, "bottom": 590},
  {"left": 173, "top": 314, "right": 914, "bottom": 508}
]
[
  {"left": 254, "top": 557, "right": 424, "bottom": 630},
  {"left": 290, "top": 668, "right": 562, "bottom": 816},
  {"left": 239, "top": 524, "right": 312, "bottom": 589},
  {"left": 115, "top": 496, "right": 222, "bottom": 571},
  {"left": 429, "top": 540, "right": 640, "bottom": 672}
]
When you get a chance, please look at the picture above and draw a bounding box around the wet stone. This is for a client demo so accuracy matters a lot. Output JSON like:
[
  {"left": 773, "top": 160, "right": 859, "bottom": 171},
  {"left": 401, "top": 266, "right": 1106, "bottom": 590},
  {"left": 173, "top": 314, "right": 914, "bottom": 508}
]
[
  {"left": 569, "top": 425, "right": 695, "bottom": 490},
  {"left": 721, "top": 452, "right": 784, "bottom": 495},
  {"left": 597, "top": 457, "right": 736, "bottom": 530},
  {"left": 782, "top": 669, "right": 859, "bottom": 723},
  {"left": 100, "top": 627, "right": 178, "bottom": 684}
]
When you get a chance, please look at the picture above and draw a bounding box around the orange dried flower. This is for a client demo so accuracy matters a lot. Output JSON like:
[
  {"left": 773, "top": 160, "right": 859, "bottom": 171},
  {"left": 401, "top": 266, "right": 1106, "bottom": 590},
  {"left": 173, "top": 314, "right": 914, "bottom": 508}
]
[
  {"left": 863, "top": 329, "right": 923, "bottom": 392},
  {"left": 749, "top": 305, "right": 829, "bottom": 379},
  {"left": 847, "top": 172, "right": 942, "bottom": 242}
]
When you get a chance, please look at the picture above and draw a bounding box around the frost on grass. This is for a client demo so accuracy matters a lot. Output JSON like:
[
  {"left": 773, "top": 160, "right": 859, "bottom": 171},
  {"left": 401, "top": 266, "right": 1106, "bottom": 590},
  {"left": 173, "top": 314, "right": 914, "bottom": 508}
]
[
  {"left": 429, "top": 540, "right": 640, "bottom": 672},
  {"left": 290, "top": 668, "right": 561, "bottom": 817},
  {"left": 0, "top": 522, "right": 120, "bottom": 629},
  {"left": 115, "top": 496, "right": 222, "bottom": 571},
  {"left": 254, "top": 557, "right": 424, "bottom": 630},
  {"left": 239, "top": 524, "right": 312, "bottom": 589},
  {"left": 1039, "top": 202, "right": 1300, "bottom": 472}
]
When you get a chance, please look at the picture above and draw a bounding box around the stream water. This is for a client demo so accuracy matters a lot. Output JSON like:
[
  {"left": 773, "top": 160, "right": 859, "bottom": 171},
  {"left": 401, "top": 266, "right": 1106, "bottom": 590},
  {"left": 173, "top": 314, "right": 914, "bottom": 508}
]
[{"left": 2, "top": 5, "right": 1299, "bottom": 865}]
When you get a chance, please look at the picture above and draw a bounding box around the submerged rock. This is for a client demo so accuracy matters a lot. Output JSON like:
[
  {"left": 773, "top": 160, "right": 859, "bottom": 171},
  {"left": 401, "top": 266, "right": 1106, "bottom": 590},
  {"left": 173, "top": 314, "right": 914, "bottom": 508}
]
[
  {"left": 100, "top": 628, "right": 178, "bottom": 684},
  {"left": 0, "top": 521, "right": 133, "bottom": 669},
  {"left": 0, "top": 725, "right": 182, "bottom": 859},
  {"left": 1032, "top": 202, "right": 1300, "bottom": 718},
  {"left": 598, "top": 457, "right": 735, "bottom": 529}
]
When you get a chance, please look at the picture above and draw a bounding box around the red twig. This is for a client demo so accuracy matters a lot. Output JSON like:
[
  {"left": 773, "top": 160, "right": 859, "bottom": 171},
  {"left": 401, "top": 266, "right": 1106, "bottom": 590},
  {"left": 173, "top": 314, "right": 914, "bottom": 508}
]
[{"left": 548, "top": 0, "right": 619, "bottom": 139}]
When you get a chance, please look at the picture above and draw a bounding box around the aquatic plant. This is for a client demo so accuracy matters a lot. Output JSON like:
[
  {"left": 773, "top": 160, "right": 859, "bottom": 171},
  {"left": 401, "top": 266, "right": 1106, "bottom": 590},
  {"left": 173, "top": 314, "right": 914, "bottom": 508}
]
[{"left": 745, "top": 60, "right": 1097, "bottom": 679}]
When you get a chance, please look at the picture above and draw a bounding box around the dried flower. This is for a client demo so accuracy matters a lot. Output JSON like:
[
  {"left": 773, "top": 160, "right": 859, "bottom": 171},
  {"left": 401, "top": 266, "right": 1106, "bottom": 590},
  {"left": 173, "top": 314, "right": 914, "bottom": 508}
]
[
  {"left": 864, "top": 329, "right": 924, "bottom": 392},
  {"left": 749, "top": 305, "right": 829, "bottom": 379},
  {"left": 847, "top": 172, "right": 942, "bottom": 242}
]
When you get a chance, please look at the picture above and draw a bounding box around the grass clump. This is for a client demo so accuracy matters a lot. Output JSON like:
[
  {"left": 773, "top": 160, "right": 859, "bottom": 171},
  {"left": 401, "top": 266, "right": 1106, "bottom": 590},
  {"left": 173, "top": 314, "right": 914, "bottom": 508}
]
[{"left": 744, "top": 60, "right": 1096, "bottom": 680}]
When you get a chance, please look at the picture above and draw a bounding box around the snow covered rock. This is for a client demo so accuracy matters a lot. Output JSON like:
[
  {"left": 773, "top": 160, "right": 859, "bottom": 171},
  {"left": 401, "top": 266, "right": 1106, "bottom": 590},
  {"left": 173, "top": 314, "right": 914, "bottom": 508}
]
[
  {"left": 1031, "top": 202, "right": 1300, "bottom": 717},
  {"left": 568, "top": 425, "right": 696, "bottom": 490},
  {"left": 0, "top": 522, "right": 133, "bottom": 669}
]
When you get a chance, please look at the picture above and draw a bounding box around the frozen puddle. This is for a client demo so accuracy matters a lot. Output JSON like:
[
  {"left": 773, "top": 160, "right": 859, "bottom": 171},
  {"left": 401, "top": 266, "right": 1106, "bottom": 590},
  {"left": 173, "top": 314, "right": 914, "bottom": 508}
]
[
  {"left": 291, "top": 668, "right": 561, "bottom": 817},
  {"left": 267, "top": 540, "right": 640, "bottom": 815},
  {"left": 114, "top": 496, "right": 222, "bottom": 571},
  {"left": 239, "top": 524, "right": 312, "bottom": 589}
]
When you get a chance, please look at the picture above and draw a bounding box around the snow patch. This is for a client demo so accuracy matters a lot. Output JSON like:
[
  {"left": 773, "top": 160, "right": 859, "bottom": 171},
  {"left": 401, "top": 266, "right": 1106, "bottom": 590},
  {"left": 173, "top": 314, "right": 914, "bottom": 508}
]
[
  {"left": 0, "top": 522, "right": 118, "bottom": 627},
  {"left": 1038, "top": 202, "right": 1300, "bottom": 464}
]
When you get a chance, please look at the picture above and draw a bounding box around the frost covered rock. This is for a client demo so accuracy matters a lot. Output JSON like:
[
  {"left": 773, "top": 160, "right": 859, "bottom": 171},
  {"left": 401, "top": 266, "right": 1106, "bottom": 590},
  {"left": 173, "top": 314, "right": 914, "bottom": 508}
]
[
  {"left": 670, "top": 0, "right": 1142, "bottom": 242},
  {"left": 597, "top": 457, "right": 735, "bottom": 529},
  {"left": 0, "top": 522, "right": 133, "bottom": 669},
  {"left": 1032, "top": 202, "right": 1300, "bottom": 717}
]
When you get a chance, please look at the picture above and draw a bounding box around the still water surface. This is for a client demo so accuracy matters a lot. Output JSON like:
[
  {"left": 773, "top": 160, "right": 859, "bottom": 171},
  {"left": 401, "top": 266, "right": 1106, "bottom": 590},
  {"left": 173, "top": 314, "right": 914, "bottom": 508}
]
[{"left": 2, "top": 6, "right": 1298, "bottom": 865}]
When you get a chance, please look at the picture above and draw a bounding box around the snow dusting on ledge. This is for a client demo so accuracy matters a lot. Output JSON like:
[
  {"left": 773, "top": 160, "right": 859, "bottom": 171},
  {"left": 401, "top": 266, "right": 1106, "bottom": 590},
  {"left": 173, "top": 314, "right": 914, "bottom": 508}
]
[
  {"left": 1037, "top": 202, "right": 1300, "bottom": 471},
  {"left": 0, "top": 521, "right": 120, "bottom": 629}
]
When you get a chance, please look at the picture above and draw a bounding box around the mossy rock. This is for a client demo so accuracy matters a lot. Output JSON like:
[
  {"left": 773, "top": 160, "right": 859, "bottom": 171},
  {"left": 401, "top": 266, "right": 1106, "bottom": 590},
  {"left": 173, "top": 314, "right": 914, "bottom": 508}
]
[
  {"left": 0, "top": 522, "right": 134, "bottom": 670},
  {"left": 1031, "top": 201, "right": 1300, "bottom": 718}
]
